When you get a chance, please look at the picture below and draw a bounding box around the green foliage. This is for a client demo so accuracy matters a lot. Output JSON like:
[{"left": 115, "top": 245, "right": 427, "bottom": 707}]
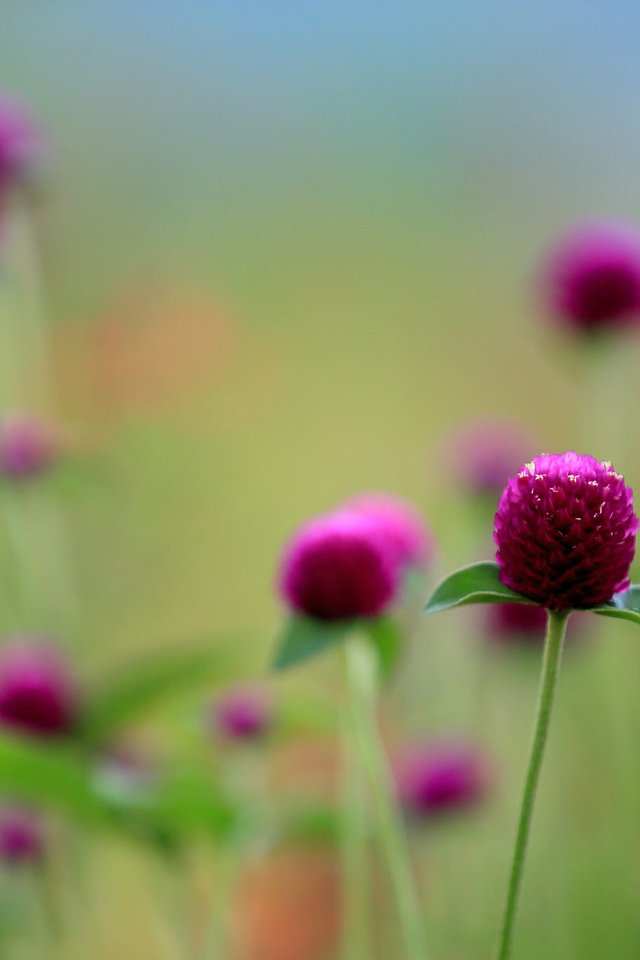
[
  {"left": 272, "top": 616, "right": 353, "bottom": 670},
  {"left": 365, "top": 615, "right": 404, "bottom": 678},
  {"left": 0, "top": 734, "right": 103, "bottom": 820},
  {"left": 593, "top": 586, "right": 640, "bottom": 626},
  {"left": 425, "top": 561, "right": 536, "bottom": 614},
  {"left": 80, "top": 645, "right": 239, "bottom": 745}
]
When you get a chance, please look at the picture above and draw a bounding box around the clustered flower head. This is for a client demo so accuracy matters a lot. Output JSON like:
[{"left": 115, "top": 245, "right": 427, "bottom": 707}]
[
  {"left": 0, "top": 94, "right": 44, "bottom": 199},
  {"left": 0, "top": 806, "right": 43, "bottom": 865},
  {"left": 542, "top": 220, "right": 640, "bottom": 334},
  {"left": 494, "top": 452, "right": 638, "bottom": 610},
  {"left": 278, "top": 494, "right": 432, "bottom": 622},
  {"left": 396, "top": 740, "right": 490, "bottom": 817},
  {"left": 0, "top": 412, "right": 60, "bottom": 480},
  {"left": 448, "top": 419, "right": 537, "bottom": 498},
  {"left": 212, "top": 685, "right": 273, "bottom": 741},
  {"left": 0, "top": 640, "right": 79, "bottom": 738}
]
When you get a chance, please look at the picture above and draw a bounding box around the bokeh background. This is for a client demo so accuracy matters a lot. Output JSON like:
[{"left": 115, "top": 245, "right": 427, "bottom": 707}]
[{"left": 2, "top": 3, "right": 640, "bottom": 958}]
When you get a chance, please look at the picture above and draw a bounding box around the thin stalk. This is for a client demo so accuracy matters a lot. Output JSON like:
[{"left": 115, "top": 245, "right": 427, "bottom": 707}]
[
  {"left": 340, "top": 716, "right": 370, "bottom": 960},
  {"left": 345, "top": 635, "right": 428, "bottom": 960},
  {"left": 496, "top": 608, "right": 570, "bottom": 960}
]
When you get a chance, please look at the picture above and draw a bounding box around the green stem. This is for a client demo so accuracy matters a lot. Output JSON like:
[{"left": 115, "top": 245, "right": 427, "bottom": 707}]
[
  {"left": 340, "top": 715, "right": 370, "bottom": 960},
  {"left": 496, "top": 608, "right": 570, "bottom": 960},
  {"left": 206, "top": 841, "right": 236, "bottom": 960},
  {"left": 345, "top": 635, "right": 428, "bottom": 960}
]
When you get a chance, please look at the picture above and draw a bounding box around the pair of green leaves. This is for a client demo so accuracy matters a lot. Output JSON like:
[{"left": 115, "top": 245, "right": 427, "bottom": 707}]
[
  {"left": 424, "top": 560, "right": 640, "bottom": 625},
  {"left": 273, "top": 561, "right": 640, "bottom": 674}
]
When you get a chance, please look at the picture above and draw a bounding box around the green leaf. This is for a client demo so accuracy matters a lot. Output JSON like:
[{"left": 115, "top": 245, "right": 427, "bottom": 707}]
[
  {"left": 272, "top": 617, "right": 353, "bottom": 671},
  {"left": 593, "top": 586, "right": 640, "bottom": 626},
  {"left": 364, "top": 616, "right": 404, "bottom": 678},
  {"left": 0, "top": 734, "right": 104, "bottom": 820},
  {"left": 425, "top": 561, "right": 535, "bottom": 615},
  {"left": 81, "top": 645, "right": 239, "bottom": 745},
  {"left": 272, "top": 803, "right": 341, "bottom": 847},
  {"left": 95, "top": 767, "right": 238, "bottom": 846}
]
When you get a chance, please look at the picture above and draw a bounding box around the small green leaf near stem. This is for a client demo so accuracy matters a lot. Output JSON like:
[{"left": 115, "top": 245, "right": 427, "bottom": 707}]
[
  {"left": 496, "top": 608, "right": 570, "bottom": 960},
  {"left": 425, "top": 562, "right": 535, "bottom": 616}
]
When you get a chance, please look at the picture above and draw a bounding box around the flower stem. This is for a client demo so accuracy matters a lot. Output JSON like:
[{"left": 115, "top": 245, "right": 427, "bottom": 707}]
[
  {"left": 341, "top": 714, "right": 370, "bottom": 960},
  {"left": 496, "top": 608, "right": 570, "bottom": 960},
  {"left": 345, "top": 635, "right": 428, "bottom": 960}
]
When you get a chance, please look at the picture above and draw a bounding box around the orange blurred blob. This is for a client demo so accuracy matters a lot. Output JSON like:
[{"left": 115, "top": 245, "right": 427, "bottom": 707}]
[{"left": 52, "top": 281, "right": 233, "bottom": 418}]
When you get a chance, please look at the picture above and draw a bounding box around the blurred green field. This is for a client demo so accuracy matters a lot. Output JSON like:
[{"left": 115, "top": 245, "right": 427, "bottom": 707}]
[{"left": 1, "top": 4, "right": 640, "bottom": 959}]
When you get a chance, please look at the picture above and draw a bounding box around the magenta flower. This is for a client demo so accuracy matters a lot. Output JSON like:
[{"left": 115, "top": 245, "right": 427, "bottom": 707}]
[
  {"left": 397, "top": 740, "right": 490, "bottom": 817},
  {"left": 0, "top": 94, "right": 44, "bottom": 198},
  {"left": 0, "top": 807, "right": 43, "bottom": 864},
  {"left": 279, "top": 512, "right": 397, "bottom": 621},
  {"left": 542, "top": 221, "right": 640, "bottom": 333},
  {"left": 0, "top": 413, "right": 60, "bottom": 479},
  {"left": 340, "top": 494, "right": 434, "bottom": 571},
  {"left": 494, "top": 453, "right": 638, "bottom": 610},
  {"left": 212, "top": 686, "right": 272, "bottom": 741},
  {"left": 0, "top": 641, "right": 78, "bottom": 738},
  {"left": 448, "top": 420, "right": 537, "bottom": 497}
]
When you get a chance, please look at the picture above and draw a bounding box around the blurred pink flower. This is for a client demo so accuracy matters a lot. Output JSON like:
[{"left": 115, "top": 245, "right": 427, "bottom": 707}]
[
  {"left": 448, "top": 419, "right": 537, "bottom": 497},
  {"left": 0, "top": 94, "right": 45, "bottom": 197},
  {"left": 212, "top": 685, "right": 273, "bottom": 741},
  {"left": 340, "top": 494, "right": 434, "bottom": 571},
  {"left": 396, "top": 739, "right": 491, "bottom": 817},
  {"left": 278, "top": 511, "right": 397, "bottom": 621},
  {"left": 0, "top": 640, "right": 79, "bottom": 738},
  {"left": 0, "top": 806, "right": 43, "bottom": 865},
  {"left": 0, "top": 412, "right": 60, "bottom": 480},
  {"left": 541, "top": 220, "right": 640, "bottom": 333}
]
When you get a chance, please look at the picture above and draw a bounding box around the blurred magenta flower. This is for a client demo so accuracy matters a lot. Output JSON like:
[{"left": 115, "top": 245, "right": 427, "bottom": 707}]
[
  {"left": 0, "top": 640, "right": 78, "bottom": 738},
  {"left": 542, "top": 220, "right": 640, "bottom": 333},
  {"left": 278, "top": 511, "right": 397, "bottom": 621},
  {"left": 0, "top": 94, "right": 44, "bottom": 198},
  {"left": 0, "top": 806, "right": 43, "bottom": 864},
  {"left": 212, "top": 685, "right": 273, "bottom": 741},
  {"left": 485, "top": 603, "right": 588, "bottom": 648},
  {"left": 396, "top": 740, "right": 490, "bottom": 817},
  {"left": 0, "top": 412, "right": 60, "bottom": 479},
  {"left": 448, "top": 419, "right": 537, "bottom": 497},
  {"left": 495, "top": 453, "right": 638, "bottom": 609},
  {"left": 340, "top": 494, "right": 434, "bottom": 571},
  {"left": 486, "top": 602, "right": 549, "bottom": 640}
]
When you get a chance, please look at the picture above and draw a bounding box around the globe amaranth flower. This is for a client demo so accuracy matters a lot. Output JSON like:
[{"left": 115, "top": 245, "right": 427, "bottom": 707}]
[
  {"left": 542, "top": 221, "right": 640, "bottom": 333},
  {"left": 212, "top": 685, "right": 272, "bottom": 741},
  {"left": 396, "top": 740, "right": 490, "bottom": 817},
  {"left": 494, "top": 452, "right": 638, "bottom": 610},
  {"left": 0, "top": 412, "right": 60, "bottom": 479},
  {"left": 0, "top": 640, "right": 79, "bottom": 738},
  {"left": 340, "top": 493, "right": 434, "bottom": 571},
  {"left": 448, "top": 419, "right": 537, "bottom": 497},
  {"left": 0, "top": 94, "right": 44, "bottom": 197},
  {"left": 0, "top": 806, "right": 43, "bottom": 864},
  {"left": 279, "top": 511, "right": 397, "bottom": 621}
]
